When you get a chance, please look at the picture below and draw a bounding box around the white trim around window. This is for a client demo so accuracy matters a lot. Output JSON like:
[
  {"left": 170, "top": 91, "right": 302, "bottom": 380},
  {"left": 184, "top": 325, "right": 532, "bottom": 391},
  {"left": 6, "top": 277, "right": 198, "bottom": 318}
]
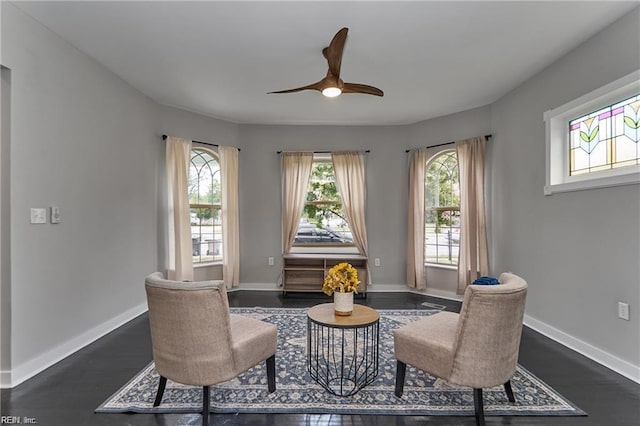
[{"left": 544, "top": 70, "right": 640, "bottom": 195}]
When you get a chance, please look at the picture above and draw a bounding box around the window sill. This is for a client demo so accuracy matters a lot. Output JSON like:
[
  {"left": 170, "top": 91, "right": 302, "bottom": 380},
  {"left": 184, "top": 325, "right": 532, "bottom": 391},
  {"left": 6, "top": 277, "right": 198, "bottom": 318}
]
[
  {"left": 425, "top": 263, "right": 458, "bottom": 271},
  {"left": 194, "top": 262, "right": 222, "bottom": 269},
  {"left": 544, "top": 169, "right": 640, "bottom": 195},
  {"left": 290, "top": 246, "right": 360, "bottom": 255}
]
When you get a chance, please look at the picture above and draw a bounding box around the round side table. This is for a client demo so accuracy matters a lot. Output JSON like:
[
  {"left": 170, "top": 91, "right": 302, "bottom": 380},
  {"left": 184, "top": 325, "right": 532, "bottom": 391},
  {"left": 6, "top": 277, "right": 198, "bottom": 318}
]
[{"left": 306, "top": 303, "right": 380, "bottom": 397}]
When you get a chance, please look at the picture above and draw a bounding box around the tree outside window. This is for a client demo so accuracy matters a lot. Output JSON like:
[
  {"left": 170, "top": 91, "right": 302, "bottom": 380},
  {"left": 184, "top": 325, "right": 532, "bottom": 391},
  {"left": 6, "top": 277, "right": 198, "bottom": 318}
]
[
  {"left": 425, "top": 150, "right": 460, "bottom": 265},
  {"left": 189, "top": 148, "right": 222, "bottom": 263}
]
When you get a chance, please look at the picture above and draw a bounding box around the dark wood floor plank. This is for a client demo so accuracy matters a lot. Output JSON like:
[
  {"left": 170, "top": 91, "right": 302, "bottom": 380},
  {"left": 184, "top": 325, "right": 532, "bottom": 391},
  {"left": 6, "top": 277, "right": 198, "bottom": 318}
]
[{"left": 2, "top": 291, "right": 638, "bottom": 425}]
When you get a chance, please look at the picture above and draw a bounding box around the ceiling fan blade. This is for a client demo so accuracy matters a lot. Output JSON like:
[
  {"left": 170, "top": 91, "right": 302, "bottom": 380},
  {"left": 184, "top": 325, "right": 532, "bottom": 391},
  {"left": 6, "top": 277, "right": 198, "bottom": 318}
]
[
  {"left": 269, "top": 28, "right": 382, "bottom": 98},
  {"left": 322, "top": 27, "right": 348, "bottom": 78},
  {"left": 267, "top": 81, "right": 323, "bottom": 94},
  {"left": 342, "top": 82, "right": 384, "bottom": 97}
]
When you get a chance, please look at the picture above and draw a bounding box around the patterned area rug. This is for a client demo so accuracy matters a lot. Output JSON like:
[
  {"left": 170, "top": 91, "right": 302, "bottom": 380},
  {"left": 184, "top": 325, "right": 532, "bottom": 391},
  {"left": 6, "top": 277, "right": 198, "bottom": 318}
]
[{"left": 96, "top": 307, "right": 585, "bottom": 417}]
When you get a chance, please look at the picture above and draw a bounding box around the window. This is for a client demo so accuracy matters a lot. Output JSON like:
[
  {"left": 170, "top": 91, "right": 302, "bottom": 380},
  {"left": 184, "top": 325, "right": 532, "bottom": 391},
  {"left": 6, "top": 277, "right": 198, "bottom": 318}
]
[
  {"left": 545, "top": 71, "right": 640, "bottom": 194},
  {"left": 424, "top": 150, "right": 460, "bottom": 266},
  {"left": 569, "top": 94, "right": 639, "bottom": 175},
  {"left": 294, "top": 156, "right": 353, "bottom": 246},
  {"left": 188, "top": 148, "right": 222, "bottom": 263}
]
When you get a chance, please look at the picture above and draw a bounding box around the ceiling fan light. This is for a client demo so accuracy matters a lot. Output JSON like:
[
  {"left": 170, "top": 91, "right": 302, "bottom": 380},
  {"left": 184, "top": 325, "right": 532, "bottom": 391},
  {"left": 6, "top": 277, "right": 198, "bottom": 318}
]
[{"left": 322, "top": 87, "right": 342, "bottom": 98}]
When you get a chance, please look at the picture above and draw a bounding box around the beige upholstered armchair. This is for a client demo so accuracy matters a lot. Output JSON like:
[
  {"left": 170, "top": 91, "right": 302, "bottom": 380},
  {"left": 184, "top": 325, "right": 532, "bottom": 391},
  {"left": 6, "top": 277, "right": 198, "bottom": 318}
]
[
  {"left": 394, "top": 272, "right": 527, "bottom": 425},
  {"left": 144, "top": 272, "right": 277, "bottom": 426}
]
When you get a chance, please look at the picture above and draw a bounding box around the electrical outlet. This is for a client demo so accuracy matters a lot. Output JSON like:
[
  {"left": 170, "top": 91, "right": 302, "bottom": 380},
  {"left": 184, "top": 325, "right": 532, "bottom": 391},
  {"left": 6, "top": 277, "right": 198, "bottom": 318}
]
[
  {"left": 374, "top": 258, "right": 381, "bottom": 267},
  {"left": 268, "top": 257, "right": 274, "bottom": 266},
  {"left": 618, "top": 302, "right": 629, "bottom": 321}
]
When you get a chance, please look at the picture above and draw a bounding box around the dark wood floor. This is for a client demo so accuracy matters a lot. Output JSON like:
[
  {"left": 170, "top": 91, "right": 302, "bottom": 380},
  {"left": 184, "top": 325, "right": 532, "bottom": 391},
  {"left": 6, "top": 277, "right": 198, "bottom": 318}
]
[{"left": 2, "top": 291, "right": 639, "bottom": 425}]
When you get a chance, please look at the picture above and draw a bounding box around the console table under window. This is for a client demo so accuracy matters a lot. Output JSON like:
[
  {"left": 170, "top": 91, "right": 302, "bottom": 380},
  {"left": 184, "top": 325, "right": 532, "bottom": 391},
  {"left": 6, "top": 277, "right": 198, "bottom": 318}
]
[{"left": 282, "top": 254, "right": 368, "bottom": 296}]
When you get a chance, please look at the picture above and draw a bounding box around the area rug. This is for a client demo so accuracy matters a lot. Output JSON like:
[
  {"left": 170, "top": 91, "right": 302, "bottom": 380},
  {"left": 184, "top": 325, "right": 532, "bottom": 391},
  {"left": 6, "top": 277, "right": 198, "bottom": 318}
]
[{"left": 96, "top": 307, "right": 585, "bottom": 417}]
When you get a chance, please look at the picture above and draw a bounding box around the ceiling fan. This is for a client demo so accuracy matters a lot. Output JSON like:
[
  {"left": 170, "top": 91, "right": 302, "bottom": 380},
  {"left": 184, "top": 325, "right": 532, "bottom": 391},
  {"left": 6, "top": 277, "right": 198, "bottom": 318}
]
[{"left": 268, "top": 27, "right": 384, "bottom": 98}]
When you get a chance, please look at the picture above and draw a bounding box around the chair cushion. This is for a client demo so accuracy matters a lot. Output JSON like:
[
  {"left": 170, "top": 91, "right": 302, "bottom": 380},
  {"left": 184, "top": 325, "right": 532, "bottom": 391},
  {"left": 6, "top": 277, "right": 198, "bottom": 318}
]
[
  {"left": 394, "top": 311, "right": 459, "bottom": 381},
  {"left": 230, "top": 314, "right": 277, "bottom": 374}
]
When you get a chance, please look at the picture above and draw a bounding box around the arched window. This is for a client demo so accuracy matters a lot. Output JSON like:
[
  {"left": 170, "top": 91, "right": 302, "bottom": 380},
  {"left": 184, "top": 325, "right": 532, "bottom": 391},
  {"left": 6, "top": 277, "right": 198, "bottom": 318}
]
[
  {"left": 425, "top": 150, "right": 460, "bottom": 265},
  {"left": 188, "top": 148, "right": 222, "bottom": 263}
]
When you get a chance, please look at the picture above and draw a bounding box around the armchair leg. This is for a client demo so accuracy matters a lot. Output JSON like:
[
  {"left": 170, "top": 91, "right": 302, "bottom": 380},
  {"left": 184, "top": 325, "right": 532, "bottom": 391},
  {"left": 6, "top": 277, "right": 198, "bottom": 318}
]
[
  {"left": 266, "top": 354, "right": 276, "bottom": 393},
  {"left": 202, "top": 385, "right": 210, "bottom": 426},
  {"left": 504, "top": 380, "right": 515, "bottom": 402},
  {"left": 153, "top": 376, "right": 167, "bottom": 407},
  {"left": 394, "top": 360, "right": 407, "bottom": 398},
  {"left": 473, "top": 388, "right": 485, "bottom": 426}
]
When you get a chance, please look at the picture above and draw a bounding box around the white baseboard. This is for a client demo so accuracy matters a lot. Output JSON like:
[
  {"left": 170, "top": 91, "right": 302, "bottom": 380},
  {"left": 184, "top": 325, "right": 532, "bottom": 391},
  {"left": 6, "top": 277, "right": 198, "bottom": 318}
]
[
  {"left": 236, "top": 282, "right": 412, "bottom": 292},
  {"left": 524, "top": 314, "right": 640, "bottom": 384},
  {"left": 237, "top": 282, "right": 459, "bottom": 296},
  {"left": 3, "top": 302, "right": 147, "bottom": 389},
  {"left": 236, "top": 282, "right": 464, "bottom": 301},
  {"left": 238, "top": 284, "right": 638, "bottom": 383},
  {"left": 3, "top": 290, "right": 637, "bottom": 388},
  {"left": 408, "top": 287, "right": 463, "bottom": 302},
  {"left": 235, "top": 282, "right": 282, "bottom": 291},
  {"left": 364, "top": 283, "right": 408, "bottom": 292}
]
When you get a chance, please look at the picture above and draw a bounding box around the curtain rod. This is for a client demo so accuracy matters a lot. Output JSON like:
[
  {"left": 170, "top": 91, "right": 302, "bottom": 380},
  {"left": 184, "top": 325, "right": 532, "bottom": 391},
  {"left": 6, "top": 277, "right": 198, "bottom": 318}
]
[
  {"left": 162, "top": 134, "right": 240, "bottom": 151},
  {"left": 276, "top": 150, "right": 371, "bottom": 154},
  {"left": 405, "top": 134, "right": 492, "bottom": 153}
]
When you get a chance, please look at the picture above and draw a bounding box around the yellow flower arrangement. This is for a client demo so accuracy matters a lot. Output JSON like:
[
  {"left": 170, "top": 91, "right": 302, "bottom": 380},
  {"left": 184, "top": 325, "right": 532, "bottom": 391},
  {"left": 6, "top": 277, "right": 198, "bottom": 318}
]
[{"left": 323, "top": 262, "right": 360, "bottom": 296}]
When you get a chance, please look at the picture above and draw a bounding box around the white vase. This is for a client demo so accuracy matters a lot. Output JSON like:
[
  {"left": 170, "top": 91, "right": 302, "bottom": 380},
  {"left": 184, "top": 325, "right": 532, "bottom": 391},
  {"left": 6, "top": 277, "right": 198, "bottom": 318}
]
[{"left": 333, "top": 291, "right": 354, "bottom": 316}]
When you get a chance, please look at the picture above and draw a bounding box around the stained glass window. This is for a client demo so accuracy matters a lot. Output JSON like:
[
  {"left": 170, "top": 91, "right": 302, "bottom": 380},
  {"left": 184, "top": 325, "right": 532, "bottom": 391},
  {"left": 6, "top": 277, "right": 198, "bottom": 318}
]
[{"left": 569, "top": 94, "right": 640, "bottom": 175}]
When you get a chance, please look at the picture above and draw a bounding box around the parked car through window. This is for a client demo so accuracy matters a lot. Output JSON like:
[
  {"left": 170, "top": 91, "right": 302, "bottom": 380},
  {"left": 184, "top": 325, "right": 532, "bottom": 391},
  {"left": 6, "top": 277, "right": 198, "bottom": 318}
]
[{"left": 294, "top": 224, "right": 353, "bottom": 244}]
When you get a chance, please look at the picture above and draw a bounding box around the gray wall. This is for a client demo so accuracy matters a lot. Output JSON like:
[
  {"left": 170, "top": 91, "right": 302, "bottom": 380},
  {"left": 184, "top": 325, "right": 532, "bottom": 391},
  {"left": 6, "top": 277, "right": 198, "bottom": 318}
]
[
  {"left": 490, "top": 9, "right": 640, "bottom": 367},
  {"left": 409, "top": 106, "right": 492, "bottom": 294},
  {"left": 2, "top": 0, "right": 638, "bottom": 386},
  {"left": 155, "top": 97, "right": 491, "bottom": 294},
  {"left": 2, "top": 4, "right": 160, "bottom": 381},
  {"left": 237, "top": 124, "right": 410, "bottom": 287},
  {"left": 156, "top": 105, "right": 239, "bottom": 146},
  {"left": 236, "top": 106, "right": 491, "bottom": 291},
  {"left": 154, "top": 104, "right": 239, "bottom": 281}
]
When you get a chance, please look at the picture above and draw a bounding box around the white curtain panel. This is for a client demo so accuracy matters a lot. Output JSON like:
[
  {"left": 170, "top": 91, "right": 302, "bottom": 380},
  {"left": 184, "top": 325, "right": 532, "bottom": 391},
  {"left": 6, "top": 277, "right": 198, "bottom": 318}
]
[
  {"left": 407, "top": 149, "right": 429, "bottom": 289},
  {"left": 219, "top": 145, "right": 240, "bottom": 289},
  {"left": 166, "top": 136, "right": 193, "bottom": 281},
  {"left": 281, "top": 152, "right": 314, "bottom": 253},
  {"left": 332, "top": 151, "right": 371, "bottom": 283},
  {"left": 456, "top": 136, "right": 489, "bottom": 294}
]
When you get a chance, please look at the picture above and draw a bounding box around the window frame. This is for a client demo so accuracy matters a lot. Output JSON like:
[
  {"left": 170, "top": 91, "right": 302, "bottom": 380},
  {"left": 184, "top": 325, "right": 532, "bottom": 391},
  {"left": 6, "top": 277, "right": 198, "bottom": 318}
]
[
  {"left": 424, "top": 149, "right": 460, "bottom": 267},
  {"left": 544, "top": 70, "right": 640, "bottom": 195},
  {"left": 189, "top": 147, "right": 223, "bottom": 265},
  {"left": 293, "top": 154, "right": 355, "bottom": 249}
]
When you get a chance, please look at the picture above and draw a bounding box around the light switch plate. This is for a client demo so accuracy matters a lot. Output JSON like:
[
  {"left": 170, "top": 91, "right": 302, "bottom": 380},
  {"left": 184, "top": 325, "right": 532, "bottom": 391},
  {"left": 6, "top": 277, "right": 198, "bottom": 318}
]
[
  {"left": 50, "top": 206, "right": 61, "bottom": 223},
  {"left": 30, "top": 208, "right": 47, "bottom": 224}
]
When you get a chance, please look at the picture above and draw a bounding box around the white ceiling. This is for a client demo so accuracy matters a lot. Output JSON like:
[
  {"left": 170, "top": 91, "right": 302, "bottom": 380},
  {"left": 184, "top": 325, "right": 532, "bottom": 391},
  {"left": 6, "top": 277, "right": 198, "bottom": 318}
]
[{"left": 13, "top": 1, "right": 639, "bottom": 126}]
